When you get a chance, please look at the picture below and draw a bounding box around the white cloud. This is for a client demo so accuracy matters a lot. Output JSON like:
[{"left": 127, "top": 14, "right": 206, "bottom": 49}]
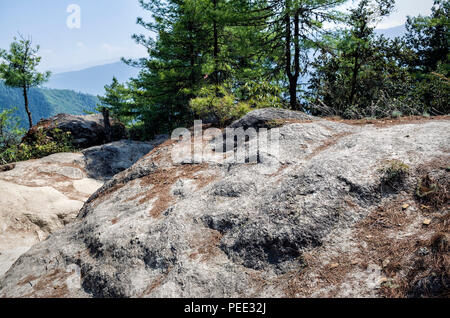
[
  {"left": 324, "top": 0, "right": 435, "bottom": 30},
  {"left": 377, "top": 0, "right": 434, "bottom": 29}
]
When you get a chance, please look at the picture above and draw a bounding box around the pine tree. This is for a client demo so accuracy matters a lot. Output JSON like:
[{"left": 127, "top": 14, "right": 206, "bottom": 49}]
[
  {"left": 121, "top": 0, "right": 212, "bottom": 136},
  {"left": 0, "top": 35, "right": 51, "bottom": 128},
  {"left": 405, "top": 0, "right": 449, "bottom": 73},
  {"left": 250, "top": 0, "right": 347, "bottom": 110},
  {"left": 118, "top": 0, "right": 278, "bottom": 133},
  {"left": 404, "top": 0, "right": 449, "bottom": 114},
  {"left": 305, "top": 0, "right": 424, "bottom": 117}
]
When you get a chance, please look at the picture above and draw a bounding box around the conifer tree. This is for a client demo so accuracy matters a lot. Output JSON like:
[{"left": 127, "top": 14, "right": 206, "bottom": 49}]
[{"left": 0, "top": 35, "right": 51, "bottom": 128}]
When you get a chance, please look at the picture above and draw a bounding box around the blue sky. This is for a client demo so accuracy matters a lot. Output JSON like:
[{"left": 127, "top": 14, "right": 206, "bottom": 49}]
[
  {"left": 0, "top": 0, "right": 435, "bottom": 73},
  {"left": 338, "top": 0, "right": 435, "bottom": 28},
  {"left": 0, "top": 0, "right": 151, "bottom": 73}
]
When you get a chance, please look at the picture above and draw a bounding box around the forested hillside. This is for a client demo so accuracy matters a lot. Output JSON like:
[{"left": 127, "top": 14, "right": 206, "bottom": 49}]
[{"left": 0, "top": 81, "right": 99, "bottom": 128}]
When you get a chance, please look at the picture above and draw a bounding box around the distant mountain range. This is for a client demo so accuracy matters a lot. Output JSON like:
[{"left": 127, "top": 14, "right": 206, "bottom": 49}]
[
  {"left": 375, "top": 24, "right": 407, "bottom": 39},
  {"left": 45, "top": 61, "right": 140, "bottom": 96},
  {"left": 0, "top": 81, "right": 99, "bottom": 129}
]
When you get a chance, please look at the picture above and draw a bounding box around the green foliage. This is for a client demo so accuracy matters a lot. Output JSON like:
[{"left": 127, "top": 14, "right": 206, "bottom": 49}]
[
  {"left": 235, "top": 81, "right": 284, "bottom": 109},
  {"left": 305, "top": 0, "right": 449, "bottom": 118},
  {"left": 255, "top": 0, "right": 348, "bottom": 110},
  {"left": 102, "top": 0, "right": 347, "bottom": 135},
  {"left": 97, "top": 77, "right": 134, "bottom": 124},
  {"left": 189, "top": 85, "right": 252, "bottom": 126},
  {"left": 40, "top": 87, "right": 99, "bottom": 115},
  {"left": 0, "top": 35, "right": 51, "bottom": 89},
  {"left": 0, "top": 126, "right": 75, "bottom": 165},
  {"left": 120, "top": 0, "right": 214, "bottom": 137},
  {"left": 306, "top": 0, "right": 415, "bottom": 118},
  {"left": 189, "top": 79, "right": 284, "bottom": 127},
  {"left": 0, "top": 34, "right": 51, "bottom": 127},
  {"left": 188, "top": 77, "right": 284, "bottom": 126},
  {"left": 98, "top": 0, "right": 448, "bottom": 139},
  {"left": 403, "top": 0, "right": 450, "bottom": 115},
  {"left": 405, "top": 0, "right": 449, "bottom": 73},
  {"left": 0, "top": 108, "right": 25, "bottom": 150},
  {"left": 407, "top": 64, "right": 450, "bottom": 115},
  {"left": 0, "top": 107, "right": 76, "bottom": 164},
  {"left": 379, "top": 160, "right": 410, "bottom": 185}
]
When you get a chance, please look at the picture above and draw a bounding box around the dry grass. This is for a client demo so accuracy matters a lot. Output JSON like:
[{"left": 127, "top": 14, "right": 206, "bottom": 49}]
[
  {"left": 264, "top": 118, "right": 314, "bottom": 128},
  {"left": 136, "top": 163, "right": 217, "bottom": 218},
  {"left": 140, "top": 270, "right": 172, "bottom": 297},
  {"left": 324, "top": 115, "right": 450, "bottom": 127},
  {"left": 189, "top": 229, "right": 223, "bottom": 262},
  {"left": 275, "top": 198, "right": 448, "bottom": 298},
  {"left": 265, "top": 157, "right": 449, "bottom": 298},
  {"left": 19, "top": 269, "right": 73, "bottom": 298},
  {"left": 378, "top": 214, "right": 449, "bottom": 298},
  {"left": 358, "top": 158, "right": 449, "bottom": 298},
  {"left": 306, "top": 132, "right": 353, "bottom": 160},
  {"left": 415, "top": 173, "right": 449, "bottom": 211},
  {"left": 143, "top": 138, "right": 178, "bottom": 162}
]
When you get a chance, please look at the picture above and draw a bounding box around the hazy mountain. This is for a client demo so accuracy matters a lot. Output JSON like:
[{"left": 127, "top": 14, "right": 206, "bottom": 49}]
[
  {"left": 0, "top": 81, "right": 99, "bottom": 128},
  {"left": 45, "top": 61, "right": 140, "bottom": 96},
  {"left": 375, "top": 24, "right": 407, "bottom": 39}
]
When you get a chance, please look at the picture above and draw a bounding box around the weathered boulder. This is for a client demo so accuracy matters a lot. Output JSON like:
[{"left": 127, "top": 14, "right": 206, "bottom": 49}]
[
  {"left": 0, "top": 139, "right": 165, "bottom": 277},
  {"left": 22, "top": 113, "right": 126, "bottom": 149},
  {"left": 0, "top": 109, "right": 448, "bottom": 298},
  {"left": 229, "top": 108, "right": 314, "bottom": 130},
  {"left": 82, "top": 137, "right": 167, "bottom": 180}
]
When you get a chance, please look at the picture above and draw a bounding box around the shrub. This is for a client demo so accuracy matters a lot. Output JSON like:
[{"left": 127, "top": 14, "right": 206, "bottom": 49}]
[
  {"left": 415, "top": 172, "right": 448, "bottom": 210},
  {"left": 235, "top": 81, "right": 284, "bottom": 109},
  {"left": 379, "top": 160, "right": 410, "bottom": 187},
  {"left": 391, "top": 110, "right": 403, "bottom": 118},
  {"left": 0, "top": 127, "right": 75, "bottom": 164},
  {"left": 0, "top": 108, "right": 25, "bottom": 149},
  {"left": 189, "top": 85, "right": 252, "bottom": 127}
]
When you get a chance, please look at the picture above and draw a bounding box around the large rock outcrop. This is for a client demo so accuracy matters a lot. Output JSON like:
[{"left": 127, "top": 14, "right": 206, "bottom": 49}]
[
  {"left": 0, "top": 109, "right": 448, "bottom": 298},
  {"left": 0, "top": 139, "right": 165, "bottom": 277},
  {"left": 22, "top": 113, "right": 127, "bottom": 149}
]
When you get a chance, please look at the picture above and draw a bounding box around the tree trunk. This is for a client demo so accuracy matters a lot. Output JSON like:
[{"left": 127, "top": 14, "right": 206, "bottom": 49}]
[
  {"left": 292, "top": 11, "right": 300, "bottom": 110},
  {"left": 288, "top": 77, "right": 298, "bottom": 110},
  {"left": 23, "top": 86, "right": 33, "bottom": 128},
  {"left": 102, "top": 107, "right": 111, "bottom": 144},
  {"left": 213, "top": 0, "right": 220, "bottom": 90},
  {"left": 349, "top": 52, "right": 360, "bottom": 106},
  {"left": 285, "top": 2, "right": 300, "bottom": 110}
]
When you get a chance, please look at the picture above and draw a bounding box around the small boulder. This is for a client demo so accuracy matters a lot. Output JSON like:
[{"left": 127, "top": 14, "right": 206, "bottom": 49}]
[
  {"left": 82, "top": 138, "right": 166, "bottom": 180},
  {"left": 0, "top": 164, "right": 15, "bottom": 172},
  {"left": 22, "top": 113, "right": 126, "bottom": 149}
]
